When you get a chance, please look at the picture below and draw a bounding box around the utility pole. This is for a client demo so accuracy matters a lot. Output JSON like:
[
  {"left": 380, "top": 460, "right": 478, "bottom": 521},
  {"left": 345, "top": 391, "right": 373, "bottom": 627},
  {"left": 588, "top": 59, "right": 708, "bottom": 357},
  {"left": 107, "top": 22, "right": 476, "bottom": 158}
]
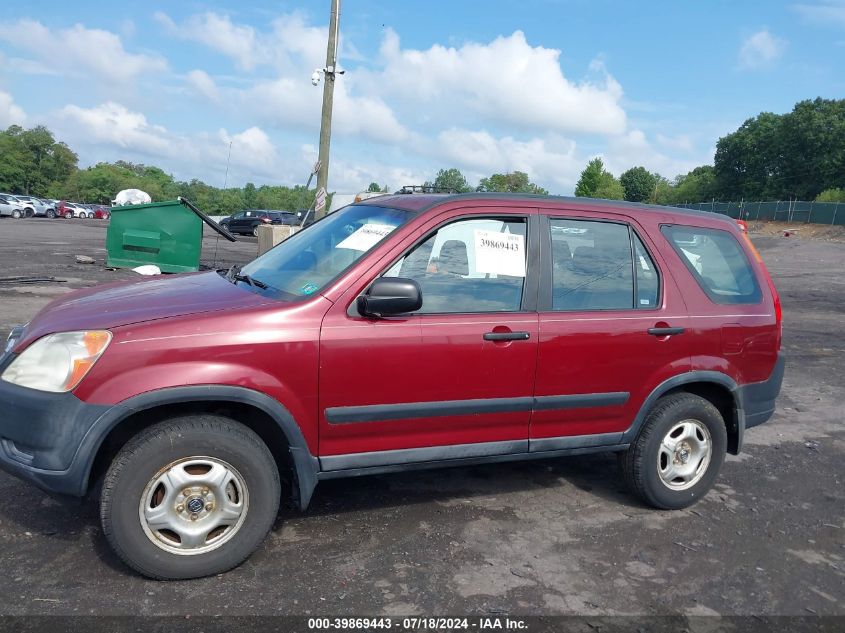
[{"left": 315, "top": 0, "right": 341, "bottom": 220}]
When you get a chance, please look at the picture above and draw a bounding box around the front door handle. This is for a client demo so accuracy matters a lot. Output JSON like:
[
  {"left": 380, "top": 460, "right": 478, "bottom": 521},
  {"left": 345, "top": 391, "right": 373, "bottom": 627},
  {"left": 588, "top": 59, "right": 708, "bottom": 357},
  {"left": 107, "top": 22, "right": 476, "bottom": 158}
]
[
  {"left": 484, "top": 331, "right": 531, "bottom": 341},
  {"left": 647, "top": 327, "right": 685, "bottom": 336}
]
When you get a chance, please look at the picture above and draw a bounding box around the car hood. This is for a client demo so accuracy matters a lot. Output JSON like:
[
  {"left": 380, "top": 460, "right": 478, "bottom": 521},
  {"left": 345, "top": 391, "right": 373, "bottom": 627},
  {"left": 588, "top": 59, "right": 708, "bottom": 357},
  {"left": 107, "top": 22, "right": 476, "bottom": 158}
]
[{"left": 15, "top": 271, "right": 272, "bottom": 351}]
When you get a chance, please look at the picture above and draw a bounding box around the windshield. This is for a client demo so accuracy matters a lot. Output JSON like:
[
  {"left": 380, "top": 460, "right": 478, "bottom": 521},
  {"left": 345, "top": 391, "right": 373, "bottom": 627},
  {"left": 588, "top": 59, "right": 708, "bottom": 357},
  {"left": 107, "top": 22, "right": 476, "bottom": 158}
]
[{"left": 239, "top": 204, "right": 415, "bottom": 299}]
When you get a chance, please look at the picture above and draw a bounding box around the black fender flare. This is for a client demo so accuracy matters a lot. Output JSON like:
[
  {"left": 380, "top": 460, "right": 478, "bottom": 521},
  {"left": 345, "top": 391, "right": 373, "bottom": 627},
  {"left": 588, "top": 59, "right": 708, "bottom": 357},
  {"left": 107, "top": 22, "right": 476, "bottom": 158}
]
[
  {"left": 76, "top": 385, "right": 319, "bottom": 509},
  {"left": 620, "top": 371, "right": 743, "bottom": 451}
]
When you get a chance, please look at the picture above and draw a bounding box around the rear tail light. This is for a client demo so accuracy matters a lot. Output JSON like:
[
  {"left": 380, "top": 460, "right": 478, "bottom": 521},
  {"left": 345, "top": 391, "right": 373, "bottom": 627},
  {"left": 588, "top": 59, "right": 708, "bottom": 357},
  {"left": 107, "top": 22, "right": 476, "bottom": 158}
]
[
  {"left": 261, "top": 217, "right": 271, "bottom": 223},
  {"left": 740, "top": 231, "right": 782, "bottom": 350}
]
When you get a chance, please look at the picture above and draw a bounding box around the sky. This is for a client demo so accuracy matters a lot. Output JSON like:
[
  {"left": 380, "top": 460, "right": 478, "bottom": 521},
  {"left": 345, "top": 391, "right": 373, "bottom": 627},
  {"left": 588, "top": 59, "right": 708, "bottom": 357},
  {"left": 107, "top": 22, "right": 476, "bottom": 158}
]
[{"left": 0, "top": 0, "right": 842, "bottom": 195}]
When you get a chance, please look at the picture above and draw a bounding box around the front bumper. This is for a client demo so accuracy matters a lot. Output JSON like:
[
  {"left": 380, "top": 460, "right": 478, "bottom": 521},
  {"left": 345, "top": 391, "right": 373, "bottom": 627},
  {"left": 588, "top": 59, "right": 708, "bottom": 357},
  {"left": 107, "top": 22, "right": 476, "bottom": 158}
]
[
  {"left": 0, "top": 355, "right": 110, "bottom": 496},
  {"left": 739, "top": 353, "right": 786, "bottom": 429}
]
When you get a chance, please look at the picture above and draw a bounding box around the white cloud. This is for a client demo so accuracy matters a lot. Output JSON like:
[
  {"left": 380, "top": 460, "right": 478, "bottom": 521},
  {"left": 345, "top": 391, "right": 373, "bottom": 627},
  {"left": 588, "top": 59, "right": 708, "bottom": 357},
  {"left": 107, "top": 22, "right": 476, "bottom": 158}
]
[
  {"left": 0, "top": 90, "right": 26, "bottom": 127},
  {"left": 54, "top": 102, "right": 287, "bottom": 185},
  {"left": 186, "top": 70, "right": 220, "bottom": 102},
  {"left": 58, "top": 102, "right": 171, "bottom": 155},
  {"left": 432, "top": 128, "right": 581, "bottom": 190},
  {"left": 656, "top": 133, "right": 694, "bottom": 153},
  {"left": 791, "top": 1, "right": 845, "bottom": 28},
  {"left": 0, "top": 20, "right": 167, "bottom": 83},
  {"left": 367, "top": 29, "right": 625, "bottom": 136},
  {"left": 602, "top": 129, "right": 705, "bottom": 180},
  {"left": 156, "top": 11, "right": 329, "bottom": 73},
  {"left": 738, "top": 29, "right": 787, "bottom": 69}
]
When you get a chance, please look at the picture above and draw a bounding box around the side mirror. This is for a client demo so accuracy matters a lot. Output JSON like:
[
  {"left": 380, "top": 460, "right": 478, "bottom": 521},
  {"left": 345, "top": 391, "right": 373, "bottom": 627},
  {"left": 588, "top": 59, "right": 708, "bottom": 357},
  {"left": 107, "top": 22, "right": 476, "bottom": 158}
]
[{"left": 357, "top": 278, "right": 422, "bottom": 317}]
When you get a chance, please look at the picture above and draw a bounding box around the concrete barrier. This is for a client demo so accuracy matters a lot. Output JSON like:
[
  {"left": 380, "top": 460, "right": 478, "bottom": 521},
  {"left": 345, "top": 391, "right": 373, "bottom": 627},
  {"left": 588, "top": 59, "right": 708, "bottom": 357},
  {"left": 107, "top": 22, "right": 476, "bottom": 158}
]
[{"left": 257, "top": 224, "right": 300, "bottom": 255}]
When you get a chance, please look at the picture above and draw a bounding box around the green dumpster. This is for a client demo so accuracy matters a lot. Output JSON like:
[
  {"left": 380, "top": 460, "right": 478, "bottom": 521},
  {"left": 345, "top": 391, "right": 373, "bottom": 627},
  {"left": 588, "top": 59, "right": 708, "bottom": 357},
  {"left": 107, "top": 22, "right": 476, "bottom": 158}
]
[{"left": 106, "top": 197, "right": 235, "bottom": 273}]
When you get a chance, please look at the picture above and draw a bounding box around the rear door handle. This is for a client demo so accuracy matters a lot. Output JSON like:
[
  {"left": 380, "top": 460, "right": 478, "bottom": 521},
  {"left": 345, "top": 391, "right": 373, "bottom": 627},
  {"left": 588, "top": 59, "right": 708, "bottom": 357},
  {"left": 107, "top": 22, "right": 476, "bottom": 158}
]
[
  {"left": 647, "top": 327, "right": 685, "bottom": 336},
  {"left": 484, "top": 331, "right": 531, "bottom": 341}
]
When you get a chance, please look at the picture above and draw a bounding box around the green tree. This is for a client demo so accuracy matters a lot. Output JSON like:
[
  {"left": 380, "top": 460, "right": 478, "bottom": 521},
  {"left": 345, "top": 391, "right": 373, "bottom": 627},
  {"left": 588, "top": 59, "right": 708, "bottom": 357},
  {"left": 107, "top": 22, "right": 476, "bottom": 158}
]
[
  {"left": 714, "top": 98, "right": 845, "bottom": 200},
  {"left": 426, "top": 168, "right": 473, "bottom": 193},
  {"left": 477, "top": 171, "right": 548, "bottom": 195},
  {"left": 243, "top": 182, "right": 258, "bottom": 208},
  {"left": 575, "top": 158, "right": 619, "bottom": 198},
  {"left": 619, "top": 166, "right": 657, "bottom": 202},
  {"left": 366, "top": 182, "right": 382, "bottom": 192},
  {"left": 0, "top": 125, "right": 78, "bottom": 195},
  {"left": 670, "top": 166, "right": 717, "bottom": 205},
  {"left": 594, "top": 171, "right": 624, "bottom": 200},
  {"left": 816, "top": 188, "right": 845, "bottom": 202}
]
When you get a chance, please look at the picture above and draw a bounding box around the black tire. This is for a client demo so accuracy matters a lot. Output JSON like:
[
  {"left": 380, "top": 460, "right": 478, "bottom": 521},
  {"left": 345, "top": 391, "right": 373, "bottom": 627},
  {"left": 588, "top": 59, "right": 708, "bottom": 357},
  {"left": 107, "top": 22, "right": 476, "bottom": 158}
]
[
  {"left": 100, "top": 415, "right": 281, "bottom": 580},
  {"left": 11, "top": 210, "right": 21, "bottom": 219},
  {"left": 252, "top": 225, "right": 260, "bottom": 237},
  {"left": 46, "top": 210, "right": 56, "bottom": 219},
  {"left": 619, "top": 393, "right": 727, "bottom": 510}
]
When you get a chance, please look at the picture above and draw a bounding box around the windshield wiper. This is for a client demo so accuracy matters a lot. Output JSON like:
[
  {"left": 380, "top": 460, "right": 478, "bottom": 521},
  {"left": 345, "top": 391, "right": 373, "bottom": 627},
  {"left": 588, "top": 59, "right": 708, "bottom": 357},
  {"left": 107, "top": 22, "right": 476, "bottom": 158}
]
[{"left": 224, "top": 264, "right": 268, "bottom": 289}]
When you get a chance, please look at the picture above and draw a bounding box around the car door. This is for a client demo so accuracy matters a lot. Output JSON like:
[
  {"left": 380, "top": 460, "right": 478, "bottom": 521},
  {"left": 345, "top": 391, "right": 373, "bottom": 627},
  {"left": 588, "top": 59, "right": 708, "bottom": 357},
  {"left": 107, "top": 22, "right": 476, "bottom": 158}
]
[
  {"left": 227, "top": 211, "right": 247, "bottom": 233},
  {"left": 530, "top": 210, "right": 691, "bottom": 451},
  {"left": 318, "top": 207, "right": 540, "bottom": 470}
]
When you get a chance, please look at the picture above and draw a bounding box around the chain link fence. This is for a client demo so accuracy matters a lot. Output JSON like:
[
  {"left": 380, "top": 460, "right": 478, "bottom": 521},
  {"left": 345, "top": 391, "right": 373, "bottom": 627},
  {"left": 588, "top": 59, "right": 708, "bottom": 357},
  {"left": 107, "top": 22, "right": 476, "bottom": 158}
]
[{"left": 672, "top": 200, "right": 844, "bottom": 225}]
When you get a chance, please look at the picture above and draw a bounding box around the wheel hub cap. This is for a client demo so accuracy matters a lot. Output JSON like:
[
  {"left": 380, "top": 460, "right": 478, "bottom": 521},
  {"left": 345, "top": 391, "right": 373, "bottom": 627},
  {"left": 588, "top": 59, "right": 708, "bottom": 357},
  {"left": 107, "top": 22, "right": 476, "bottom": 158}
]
[
  {"left": 657, "top": 419, "right": 712, "bottom": 491},
  {"left": 139, "top": 457, "right": 249, "bottom": 555}
]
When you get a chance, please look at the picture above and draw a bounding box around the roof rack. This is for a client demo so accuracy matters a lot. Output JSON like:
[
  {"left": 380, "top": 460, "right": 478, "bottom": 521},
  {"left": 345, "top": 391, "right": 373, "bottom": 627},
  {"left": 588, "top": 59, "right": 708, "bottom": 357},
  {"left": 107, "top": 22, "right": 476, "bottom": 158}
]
[{"left": 396, "top": 185, "right": 457, "bottom": 195}]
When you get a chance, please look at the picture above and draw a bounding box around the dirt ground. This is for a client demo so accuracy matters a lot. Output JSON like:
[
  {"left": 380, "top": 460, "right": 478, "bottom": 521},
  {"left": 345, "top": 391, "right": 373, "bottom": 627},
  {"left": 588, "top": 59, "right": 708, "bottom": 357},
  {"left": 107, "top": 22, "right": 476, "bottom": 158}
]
[{"left": 0, "top": 217, "right": 842, "bottom": 619}]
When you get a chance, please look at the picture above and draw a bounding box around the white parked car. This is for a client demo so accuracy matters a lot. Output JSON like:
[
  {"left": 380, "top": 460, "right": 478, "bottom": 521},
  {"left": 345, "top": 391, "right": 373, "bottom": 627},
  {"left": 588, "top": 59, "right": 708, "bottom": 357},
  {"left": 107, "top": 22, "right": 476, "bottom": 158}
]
[
  {"left": 12, "top": 196, "right": 56, "bottom": 218},
  {"left": 66, "top": 203, "right": 91, "bottom": 218},
  {"left": 0, "top": 194, "right": 27, "bottom": 218}
]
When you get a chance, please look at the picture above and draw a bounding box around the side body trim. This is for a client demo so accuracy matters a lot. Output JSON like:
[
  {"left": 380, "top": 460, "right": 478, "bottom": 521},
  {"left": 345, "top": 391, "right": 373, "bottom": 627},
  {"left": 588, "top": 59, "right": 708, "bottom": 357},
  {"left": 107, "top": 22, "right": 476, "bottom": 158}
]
[
  {"left": 325, "top": 397, "right": 533, "bottom": 425},
  {"left": 320, "top": 439, "right": 526, "bottom": 471},
  {"left": 326, "top": 391, "right": 630, "bottom": 425},
  {"left": 319, "top": 439, "right": 630, "bottom": 479}
]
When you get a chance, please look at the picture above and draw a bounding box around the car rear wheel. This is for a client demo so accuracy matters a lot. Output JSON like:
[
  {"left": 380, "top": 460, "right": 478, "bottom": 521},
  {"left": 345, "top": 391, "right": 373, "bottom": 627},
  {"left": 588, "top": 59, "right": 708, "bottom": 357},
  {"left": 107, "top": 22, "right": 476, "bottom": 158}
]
[
  {"left": 252, "top": 225, "right": 260, "bottom": 237},
  {"left": 100, "top": 415, "right": 281, "bottom": 580},
  {"left": 46, "top": 210, "right": 56, "bottom": 219},
  {"left": 619, "top": 393, "right": 726, "bottom": 510},
  {"left": 87, "top": 212, "right": 95, "bottom": 219}
]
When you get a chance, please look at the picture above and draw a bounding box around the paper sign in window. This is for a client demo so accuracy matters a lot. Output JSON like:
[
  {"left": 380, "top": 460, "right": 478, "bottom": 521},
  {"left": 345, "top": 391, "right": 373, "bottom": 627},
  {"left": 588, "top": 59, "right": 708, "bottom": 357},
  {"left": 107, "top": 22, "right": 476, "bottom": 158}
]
[
  {"left": 337, "top": 223, "right": 396, "bottom": 251},
  {"left": 473, "top": 230, "right": 525, "bottom": 277}
]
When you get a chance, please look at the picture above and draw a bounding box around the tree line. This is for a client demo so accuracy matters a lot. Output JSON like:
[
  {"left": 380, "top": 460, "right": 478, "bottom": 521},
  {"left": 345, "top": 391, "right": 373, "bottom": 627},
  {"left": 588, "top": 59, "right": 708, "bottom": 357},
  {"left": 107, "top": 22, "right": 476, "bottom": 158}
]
[
  {"left": 574, "top": 98, "right": 845, "bottom": 205},
  {"left": 0, "top": 125, "right": 322, "bottom": 215},
  {"left": 0, "top": 96, "right": 841, "bottom": 214}
]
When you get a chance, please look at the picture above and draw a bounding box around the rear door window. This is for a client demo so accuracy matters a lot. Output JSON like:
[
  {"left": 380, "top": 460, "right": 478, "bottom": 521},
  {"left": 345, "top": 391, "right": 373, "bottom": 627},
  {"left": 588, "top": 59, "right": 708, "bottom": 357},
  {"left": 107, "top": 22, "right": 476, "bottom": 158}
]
[
  {"left": 550, "top": 219, "right": 634, "bottom": 311},
  {"left": 661, "top": 225, "right": 761, "bottom": 305}
]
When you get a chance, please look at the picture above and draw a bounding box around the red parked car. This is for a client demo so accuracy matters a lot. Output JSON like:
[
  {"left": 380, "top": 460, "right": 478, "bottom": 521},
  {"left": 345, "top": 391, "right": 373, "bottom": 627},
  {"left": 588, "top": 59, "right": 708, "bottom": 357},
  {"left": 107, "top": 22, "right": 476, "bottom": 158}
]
[
  {"left": 0, "top": 194, "right": 783, "bottom": 579},
  {"left": 93, "top": 205, "right": 111, "bottom": 220}
]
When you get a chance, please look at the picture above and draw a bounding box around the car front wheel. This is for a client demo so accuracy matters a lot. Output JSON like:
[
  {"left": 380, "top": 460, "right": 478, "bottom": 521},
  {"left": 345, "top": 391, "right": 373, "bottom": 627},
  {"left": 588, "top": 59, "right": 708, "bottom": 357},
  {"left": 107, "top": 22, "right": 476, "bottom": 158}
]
[
  {"left": 100, "top": 415, "right": 281, "bottom": 580},
  {"left": 11, "top": 210, "right": 21, "bottom": 219},
  {"left": 619, "top": 393, "right": 727, "bottom": 510}
]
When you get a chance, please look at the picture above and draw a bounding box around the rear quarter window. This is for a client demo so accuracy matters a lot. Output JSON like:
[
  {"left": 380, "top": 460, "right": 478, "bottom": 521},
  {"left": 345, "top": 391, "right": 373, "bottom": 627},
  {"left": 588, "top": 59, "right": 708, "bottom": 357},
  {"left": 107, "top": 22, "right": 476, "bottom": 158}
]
[{"left": 661, "top": 225, "right": 761, "bottom": 305}]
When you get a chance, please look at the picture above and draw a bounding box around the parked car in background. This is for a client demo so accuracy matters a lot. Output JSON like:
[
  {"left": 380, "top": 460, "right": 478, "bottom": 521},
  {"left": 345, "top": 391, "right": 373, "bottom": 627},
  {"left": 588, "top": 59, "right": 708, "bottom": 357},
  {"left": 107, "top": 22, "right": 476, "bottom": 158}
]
[
  {"left": 221, "top": 210, "right": 298, "bottom": 236},
  {"left": 66, "top": 203, "right": 90, "bottom": 218},
  {"left": 56, "top": 201, "right": 75, "bottom": 218},
  {"left": 0, "top": 194, "right": 26, "bottom": 218},
  {"left": 55, "top": 201, "right": 90, "bottom": 218},
  {"left": 0, "top": 194, "right": 784, "bottom": 579},
  {"left": 92, "top": 205, "right": 111, "bottom": 220}
]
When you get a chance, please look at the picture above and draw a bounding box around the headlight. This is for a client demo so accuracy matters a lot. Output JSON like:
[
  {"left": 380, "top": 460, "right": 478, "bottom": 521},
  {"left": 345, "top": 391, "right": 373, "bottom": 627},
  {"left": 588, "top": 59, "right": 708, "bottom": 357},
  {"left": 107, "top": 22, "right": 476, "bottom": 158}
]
[{"left": 1, "top": 331, "right": 111, "bottom": 393}]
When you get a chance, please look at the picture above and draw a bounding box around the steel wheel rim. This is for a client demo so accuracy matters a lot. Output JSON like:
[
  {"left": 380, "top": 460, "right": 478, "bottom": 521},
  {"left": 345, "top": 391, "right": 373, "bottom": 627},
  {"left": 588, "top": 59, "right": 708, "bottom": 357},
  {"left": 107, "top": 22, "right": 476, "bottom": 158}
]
[
  {"left": 656, "top": 419, "right": 712, "bottom": 491},
  {"left": 138, "top": 456, "right": 249, "bottom": 556}
]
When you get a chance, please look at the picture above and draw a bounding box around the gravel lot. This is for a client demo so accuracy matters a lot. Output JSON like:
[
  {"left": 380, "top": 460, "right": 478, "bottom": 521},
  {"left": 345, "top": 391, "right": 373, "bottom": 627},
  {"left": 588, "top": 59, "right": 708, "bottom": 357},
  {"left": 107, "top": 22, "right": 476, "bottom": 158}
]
[{"left": 0, "top": 217, "right": 842, "bottom": 618}]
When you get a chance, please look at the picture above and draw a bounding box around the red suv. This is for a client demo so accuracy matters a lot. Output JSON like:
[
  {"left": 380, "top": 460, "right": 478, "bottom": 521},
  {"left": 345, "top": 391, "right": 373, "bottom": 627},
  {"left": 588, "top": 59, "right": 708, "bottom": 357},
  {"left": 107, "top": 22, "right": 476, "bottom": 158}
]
[{"left": 0, "top": 194, "right": 783, "bottom": 579}]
